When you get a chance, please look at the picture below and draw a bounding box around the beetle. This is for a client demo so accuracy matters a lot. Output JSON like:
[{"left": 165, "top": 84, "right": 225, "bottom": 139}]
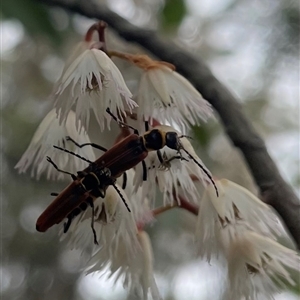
[
  {"left": 36, "top": 132, "right": 148, "bottom": 235},
  {"left": 36, "top": 108, "right": 218, "bottom": 242}
]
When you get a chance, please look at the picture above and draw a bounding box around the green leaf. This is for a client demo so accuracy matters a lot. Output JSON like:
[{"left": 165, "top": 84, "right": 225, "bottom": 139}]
[
  {"left": 161, "top": 0, "right": 187, "bottom": 29},
  {"left": 191, "top": 125, "right": 211, "bottom": 147},
  {"left": 2, "top": 0, "right": 62, "bottom": 44}
]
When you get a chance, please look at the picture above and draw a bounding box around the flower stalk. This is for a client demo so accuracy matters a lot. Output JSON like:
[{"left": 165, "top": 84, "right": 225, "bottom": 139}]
[
  {"left": 84, "top": 21, "right": 108, "bottom": 53},
  {"left": 109, "top": 51, "right": 176, "bottom": 70}
]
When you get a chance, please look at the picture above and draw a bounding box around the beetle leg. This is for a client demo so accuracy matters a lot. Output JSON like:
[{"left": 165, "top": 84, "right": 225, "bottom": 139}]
[
  {"left": 90, "top": 188, "right": 105, "bottom": 198},
  {"left": 142, "top": 160, "right": 147, "bottom": 181},
  {"left": 156, "top": 150, "right": 164, "bottom": 164},
  {"left": 112, "top": 183, "right": 131, "bottom": 212},
  {"left": 144, "top": 121, "right": 149, "bottom": 132},
  {"left": 87, "top": 197, "right": 98, "bottom": 245},
  {"left": 46, "top": 156, "right": 77, "bottom": 180},
  {"left": 50, "top": 192, "right": 59, "bottom": 196},
  {"left": 157, "top": 152, "right": 189, "bottom": 171},
  {"left": 122, "top": 172, "right": 127, "bottom": 189},
  {"left": 63, "top": 215, "right": 73, "bottom": 233},
  {"left": 66, "top": 136, "right": 107, "bottom": 152},
  {"left": 64, "top": 208, "right": 81, "bottom": 233},
  {"left": 165, "top": 155, "right": 189, "bottom": 164}
]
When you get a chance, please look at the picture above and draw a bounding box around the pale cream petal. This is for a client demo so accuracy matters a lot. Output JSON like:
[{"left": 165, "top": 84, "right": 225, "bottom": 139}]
[
  {"left": 53, "top": 46, "right": 136, "bottom": 131},
  {"left": 15, "top": 109, "right": 95, "bottom": 180}
]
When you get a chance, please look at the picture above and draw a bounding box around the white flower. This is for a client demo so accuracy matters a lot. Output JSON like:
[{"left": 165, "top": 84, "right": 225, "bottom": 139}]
[
  {"left": 195, "top": 179, "right": 282, "bottom": 261},
  {"left": 136, "top": 59, "right": 213, "bottom": 132},
  {"left": 87, "top": 230, "right": 161, "bottom": 300},
  {"left": 60, "top": 184, "right": 138, "bottom": 256},
  {"left": 224, "top": 230, "right": 300, "bottom": 300},
  {"left": 15, "top": 109, "right": 95, "bottom": 180},
  {"left": 134, "top": 125, "right": 213, "bottom": 206},
  {"left": 60, "top": 182, "right": 161, "bottom": 299},
  {"left": 54, "top": 41, "right": 137, "bottom": 130}
]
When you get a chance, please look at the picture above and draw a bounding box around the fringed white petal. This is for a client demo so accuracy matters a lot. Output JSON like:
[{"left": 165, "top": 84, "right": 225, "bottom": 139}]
[
  {"left": 60, "top": 185, "right": 138, "bottom": 257},
  {"left": 54, "top": 45, "right": 137, "bottom": 131},
  {"left": 15, "top": 109, "right": 95, "bottom": 180},
  {"left": 85, "top": 231, "right": 161, "bottom": 300},
  {"left": 137, "top": 66, "right": 213, "bottom": 133},
  {"left": 196, "top": 179, "right": 283, "bottom": 261},
  {"left": 224, "top": 230, "right": 300, "bottom": 300}
]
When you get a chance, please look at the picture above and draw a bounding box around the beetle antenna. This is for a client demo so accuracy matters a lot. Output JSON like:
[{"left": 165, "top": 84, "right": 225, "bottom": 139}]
[
  {"left": 112, "top": 183, "right": 131, "bottom": 212},
  {"left": 106, "top": 108, "right": 139, "bottom": 135},
  {"left": 66, "top": 136, "right": 108, "bottom": 152},
  {"left": 180, "top": 148, "right": 219, "bottom": 197},
  {"left": 53, "top": 145, "right": 93, "bottom": 164},
  {"left": 46, "top": 156, "right": 77, "bottom": 180}
]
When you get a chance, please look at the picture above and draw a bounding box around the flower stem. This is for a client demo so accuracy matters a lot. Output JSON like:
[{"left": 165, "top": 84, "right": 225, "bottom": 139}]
[
  {"left": 97, "top": 21, "right": 107, "bottom": 44},
  {"left": 177, "top": 196, "right": 199, "bottom": 216},
  {"left": 152, "top": 197, "right": 199, "bottom": 217},
  {"left": 152, "top": 203, "right": 177, "bottom": 216},
  {"left": 109, "top": 50, "right": 132, "bottom": 60},
  {"left": 85, "top": 21, "right": 108, "bottom": 53},
  {"left": 109, "top": 51, "right": 175, "bottom": 70}
]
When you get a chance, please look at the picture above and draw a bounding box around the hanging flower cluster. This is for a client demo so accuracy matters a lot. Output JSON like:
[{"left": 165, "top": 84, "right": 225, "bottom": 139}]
[
  {"left": 16, "top": 22, "right": 299, "bottom": 300},
  {"left": 196, "top": 179, "right": 299, "bottom": 300}
]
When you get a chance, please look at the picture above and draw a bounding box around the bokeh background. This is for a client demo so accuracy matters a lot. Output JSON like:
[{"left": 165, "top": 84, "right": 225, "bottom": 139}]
[{"left": 1, "top": 0, "right": 299, "bottom": 299}]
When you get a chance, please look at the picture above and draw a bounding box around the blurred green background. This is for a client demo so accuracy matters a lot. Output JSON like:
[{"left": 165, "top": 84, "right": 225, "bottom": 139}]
[{"left": 1, "top": 0, "right": 299, "bottom": 299}]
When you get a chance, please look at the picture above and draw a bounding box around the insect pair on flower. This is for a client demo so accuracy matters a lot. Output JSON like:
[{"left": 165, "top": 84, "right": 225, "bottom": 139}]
[
  {"left": 16, "top": 21, "right": 217, "bottom": 235},
  {"left": 15, "top": 21, "right": 299, "bottom": 300},
  {"left": 35, "top": 107, "right": 217, "bottom": 241},
  {"left": 15, "top": 21, "right": 216, "bottom": 299}
]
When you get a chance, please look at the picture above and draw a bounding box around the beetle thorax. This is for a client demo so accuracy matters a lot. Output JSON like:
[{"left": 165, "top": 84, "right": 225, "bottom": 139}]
[{"left": 143, "top": 129, "right": 165, "bottom": 151}]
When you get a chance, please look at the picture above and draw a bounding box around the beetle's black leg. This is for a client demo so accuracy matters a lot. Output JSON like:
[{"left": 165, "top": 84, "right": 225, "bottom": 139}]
[
  {"left": 122, "top": 172, "right": 127, "bottom": 189},
  {"left": 46, "top": 156, "right": 77, "bottom": 180},
  {"left": 64, "top": 215, "right": 73, "bottom": 233},
  {"left": 142, "top": 161, "right": 147, "bottom": 181},
  {"left": 156, "top": 150, "right": 164, "bottom": 164},
  {"left": 50, "top": 192, "right": 59, "bottom": 196},
  {"left": 112, "top": 183, "right": 131, "bottom": 212},
  {"left": 165, "top": 155, "right": 189, "bottom": 164},
  {"left": 179, "top": 135, "right": 193, "bottom": 140},
  {"left": 66, "top": 136, "right": 107, "bottom": 152},
  {"left": 90, "top": 188, "right": 105, "bottom": 199},
  {"left": 64, "top": 207, "right": 82, "bottom": 233},
  {"left": 87, "top": 197, "right": 98, "bottom": 245},
  {"left": 144, "top": 121, "right": 149, "bottom": 132}
]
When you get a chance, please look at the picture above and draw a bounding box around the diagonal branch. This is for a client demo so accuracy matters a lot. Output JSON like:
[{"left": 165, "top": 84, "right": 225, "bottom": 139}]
[{"left": 39, "top": 0, "right": 300, "bottom": 248}]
